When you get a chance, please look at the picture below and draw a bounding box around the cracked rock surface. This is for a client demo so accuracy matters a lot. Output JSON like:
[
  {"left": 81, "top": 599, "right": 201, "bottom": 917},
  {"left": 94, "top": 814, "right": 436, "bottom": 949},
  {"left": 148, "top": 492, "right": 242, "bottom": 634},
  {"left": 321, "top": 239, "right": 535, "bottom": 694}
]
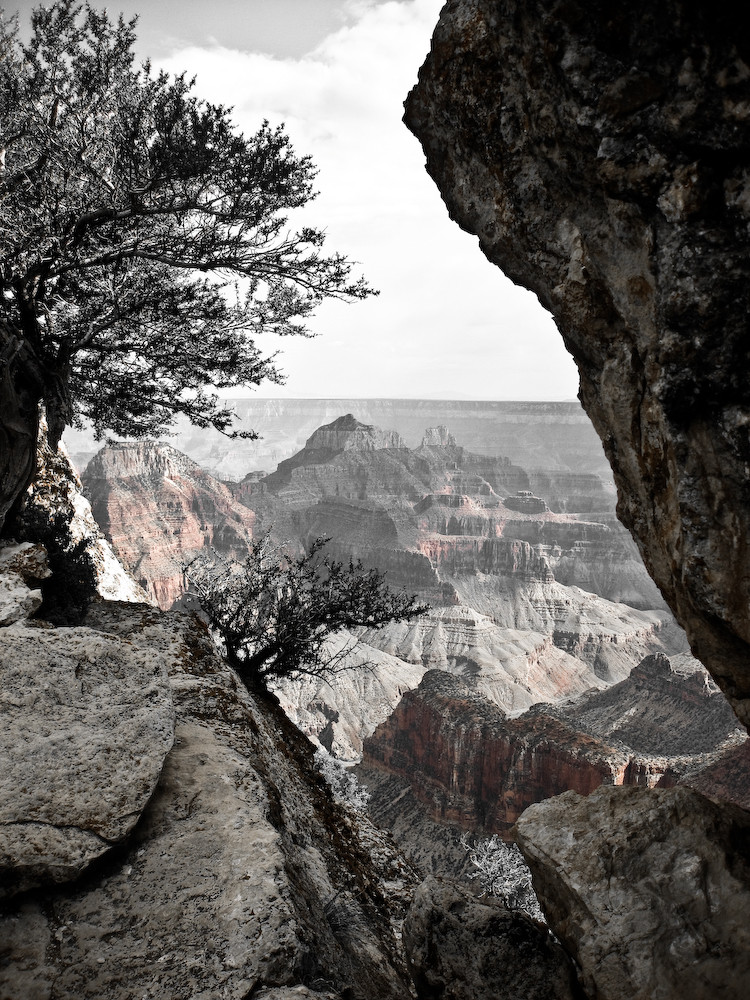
[
  {"left": 0, "top": 604, "right": 416, "bottom": 1000},
  {"left": 516, "top": 785, "right": 750, "bottom": 999},
  {"left": 0, "top": 621, "right": 174, "bottom": 899}
]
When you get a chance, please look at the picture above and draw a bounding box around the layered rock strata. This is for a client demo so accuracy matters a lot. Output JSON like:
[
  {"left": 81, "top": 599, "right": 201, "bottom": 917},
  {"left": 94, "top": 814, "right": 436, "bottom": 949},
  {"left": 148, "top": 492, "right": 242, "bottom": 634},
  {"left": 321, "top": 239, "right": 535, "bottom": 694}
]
[
  {"left": 404, "top": 0, "right": 750, "bottom": 725},
  {"left": 516, "top": 786, "right": 750, "bottom": 1000},
  {"left": 64, "top": 399, "right": 610, "bottom": 479},
  {"left": 362, "top": 658, "right": 743, "bottom": 836},
  {"left": 83, "top": 441, "right": 255, "bottom": 608}
]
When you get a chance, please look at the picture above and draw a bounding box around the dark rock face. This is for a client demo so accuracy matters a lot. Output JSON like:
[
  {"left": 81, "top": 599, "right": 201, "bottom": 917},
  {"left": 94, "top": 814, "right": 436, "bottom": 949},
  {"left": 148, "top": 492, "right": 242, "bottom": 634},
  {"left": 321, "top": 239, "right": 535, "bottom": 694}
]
[
  {"left": 403, "top": 876, "right": 582, "bottom": 1000},
  {"left": 516, "top": 786, "right": 750, "bottom": 1000},
  {"left": 404, "top": 0, "right": 750, "bottom": 726}
]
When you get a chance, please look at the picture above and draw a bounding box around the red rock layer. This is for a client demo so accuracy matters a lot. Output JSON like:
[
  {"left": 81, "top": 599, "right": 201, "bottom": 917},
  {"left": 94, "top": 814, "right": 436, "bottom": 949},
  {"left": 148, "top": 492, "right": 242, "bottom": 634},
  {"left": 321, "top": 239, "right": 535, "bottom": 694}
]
[
  {"left": 83, "top": 442, "right": 255, "bottom": 609},
  {"left": 363, "top": 661, "right": 745, "bottom": 836},
  {"left": 363, "top": 671, "right": 632, "bottom": 836}
]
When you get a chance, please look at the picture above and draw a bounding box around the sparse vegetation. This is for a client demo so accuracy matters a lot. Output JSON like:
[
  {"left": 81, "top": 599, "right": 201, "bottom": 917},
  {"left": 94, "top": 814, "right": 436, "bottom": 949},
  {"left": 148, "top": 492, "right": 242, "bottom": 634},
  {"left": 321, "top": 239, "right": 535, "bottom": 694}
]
[
  {"left": 0, "top": 0, "right": 374, "bottom": 529},
  {"left": 462, "top": 833, "right": 545, "bottom": 922},
  {"left": 185, "top": 534, "right": 428, "bottom": 690},
  {"left": 314, "top": 746, "right": 371, "bottom": 812}
]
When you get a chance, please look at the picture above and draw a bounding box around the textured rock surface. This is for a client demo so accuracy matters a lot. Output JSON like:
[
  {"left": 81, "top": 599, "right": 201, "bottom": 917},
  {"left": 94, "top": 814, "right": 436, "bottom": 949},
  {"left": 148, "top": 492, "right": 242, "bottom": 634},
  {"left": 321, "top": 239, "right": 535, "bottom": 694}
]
[
  {"left": 83, "top": 441, "right": 255, "bottom": 608},
  {"left": 0, "top": 605, "right": 416, "bottom": 1000},
  {"left": 11, "top": 423, "right": 150, "bottom": 604},
  {"left": 0, "top": 621, "right": 174, "bottom": 898},
  {"left": 0, "top": 542, "right": 47, "bottom": 624},
  {"left": 405, "top": 0, "right": 750, "bottom": 726},
  {"left": 516, "top": 786, "right": 750, "bottom": 1000},
  {"left": 272, "top": 630, "right": 428, "bottom": 759},
  {"left": 359, "top": 606, "right": 608, "bottom": 713},
  {"left": 402, "top": 876, "right": 582, "bottom": 1000}
]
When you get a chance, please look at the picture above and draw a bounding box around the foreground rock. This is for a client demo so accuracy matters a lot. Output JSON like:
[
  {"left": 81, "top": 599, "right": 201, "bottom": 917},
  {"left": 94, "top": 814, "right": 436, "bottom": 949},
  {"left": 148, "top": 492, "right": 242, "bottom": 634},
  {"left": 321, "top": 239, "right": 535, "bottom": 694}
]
[
  {"left": 516, "top": 786, "right": 750, "bottom": 999},
  {"left": 0, "top": 622, "right": 174, "bottom": 899},
  {"left": 0, "top": 604, "right": 416, "bottom": 1000},
  {"left": 405, "top": 0, "right": 750, "bottom": 725},
  {"left": 403, "top": 876, "right": 582, "bottom": 1000},
  {"left": 11, "top": 421, "right": 150, "bottom": 605},
  {"left": 0, "top": 542, "right": 48, "bottom": 624}
]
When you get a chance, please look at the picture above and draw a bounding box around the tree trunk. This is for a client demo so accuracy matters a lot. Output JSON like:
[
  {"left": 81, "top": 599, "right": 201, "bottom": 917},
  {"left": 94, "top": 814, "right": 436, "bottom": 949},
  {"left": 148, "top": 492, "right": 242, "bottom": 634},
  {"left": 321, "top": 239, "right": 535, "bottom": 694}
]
[{"left": 0, "top": 365, "right": 40, "bottom": 534}]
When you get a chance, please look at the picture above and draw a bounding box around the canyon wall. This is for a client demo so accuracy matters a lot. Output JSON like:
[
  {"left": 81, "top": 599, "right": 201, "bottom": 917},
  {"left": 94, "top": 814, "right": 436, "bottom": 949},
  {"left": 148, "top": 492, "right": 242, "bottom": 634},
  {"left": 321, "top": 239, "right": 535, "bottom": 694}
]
[
  {"left": 83, "top": 442, "right": 255, "bottom": 608},
  {"left": 404, "top": 0, "right": 750, "bottom": 727},
  {"left": 362, "top": 656, "right": 745, "bottom": 836}
]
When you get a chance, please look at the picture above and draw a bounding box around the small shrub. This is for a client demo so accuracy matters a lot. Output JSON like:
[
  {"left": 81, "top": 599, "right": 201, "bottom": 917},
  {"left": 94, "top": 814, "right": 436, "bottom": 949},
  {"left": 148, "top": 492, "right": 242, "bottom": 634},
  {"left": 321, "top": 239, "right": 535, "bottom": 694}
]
[{"left": 462, "top": 833, "right": 545, "bottom": 923}]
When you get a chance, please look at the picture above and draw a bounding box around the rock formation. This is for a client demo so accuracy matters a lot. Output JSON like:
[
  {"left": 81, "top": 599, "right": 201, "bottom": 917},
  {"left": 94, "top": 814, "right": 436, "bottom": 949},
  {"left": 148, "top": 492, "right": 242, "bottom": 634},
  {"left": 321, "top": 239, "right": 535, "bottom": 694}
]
[
  {"left": 361, "top": 656, "right": 744, "bottom": 837},
  {"left": 404, "top": 0, "right": 750, "bottom": 726},
  {"left": 8, "top": 421, "right": 149, "bottom": 606},
  {"left": 0, "top": 619, "right": 174, "bottom": 899},
  {"left": 0, "top": 602, "right": 419, "bottom": 1000},
  {"left": 516, "top": 786, "right": 750, "bottom": 1000},
  {"left": 82, "top": 441, "right": 255, "bottom": 608},
  {"left": 402, "top": 876, "right": 582, "bottom": 1000},
  {"left": 63, "top": 399, "right": 611, "bottom": 480}
]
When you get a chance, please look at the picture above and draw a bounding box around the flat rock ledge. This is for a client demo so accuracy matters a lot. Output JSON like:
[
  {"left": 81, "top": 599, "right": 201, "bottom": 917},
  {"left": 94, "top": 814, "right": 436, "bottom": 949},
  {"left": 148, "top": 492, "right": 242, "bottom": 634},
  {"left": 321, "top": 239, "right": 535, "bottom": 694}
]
[
  {"left": 402, "top": 875, "right": 583, "bottom": 1000},
  {"left": 516, "top": 785, "right": 750, "bottom": 1000},
  {"left": 0, "top": 621, "right": 175, "bottom": 899}
]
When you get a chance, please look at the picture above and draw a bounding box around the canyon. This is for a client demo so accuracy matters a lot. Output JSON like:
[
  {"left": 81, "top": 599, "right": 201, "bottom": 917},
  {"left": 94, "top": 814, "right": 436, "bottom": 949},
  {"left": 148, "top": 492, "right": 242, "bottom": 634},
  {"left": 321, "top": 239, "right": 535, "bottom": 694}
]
[
  {"left": 82, "top": 441, "right": 255, "bottom": 608},
  {"left": 81, "top": 412, "right": 687, "bottom": 761},
  {"left": 3, "top": 0, "right": 750, "bottom": 996},
  {"left": 63, "top": 397, "right": 611, "bottom": 481},
  {"left": 360, "top": 653, "right": 745, "bottom": 838}
]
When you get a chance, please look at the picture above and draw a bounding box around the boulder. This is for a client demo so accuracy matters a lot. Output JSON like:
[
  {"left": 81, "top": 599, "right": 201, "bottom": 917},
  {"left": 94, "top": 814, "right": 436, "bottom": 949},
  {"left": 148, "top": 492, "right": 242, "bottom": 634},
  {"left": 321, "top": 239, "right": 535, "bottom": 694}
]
[
  {"left": 402, "top": 875, "right": 582, "bottom": 999},
  {"left": 0, "top": 542, "right": 48, "bottom": 625},
  {"left": 516, "top": 785, "right": 750, "bottom": 999},
  {"left": 0, "top": 621, "right": 174, "bottom": 898}
]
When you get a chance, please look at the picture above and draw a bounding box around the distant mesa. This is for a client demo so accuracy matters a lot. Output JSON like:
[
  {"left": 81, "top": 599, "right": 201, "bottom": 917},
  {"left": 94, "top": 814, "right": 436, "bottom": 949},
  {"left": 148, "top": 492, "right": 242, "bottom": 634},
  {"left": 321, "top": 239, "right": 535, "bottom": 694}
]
[
  {"left": 304, "top": 413, "right": 405, "bottom": 453},
  {"left": 421, "top": 425, "right": 457, "bottom": 448},
  {"left": 504, "top": 490, "right": 549, "bottom": 514}
]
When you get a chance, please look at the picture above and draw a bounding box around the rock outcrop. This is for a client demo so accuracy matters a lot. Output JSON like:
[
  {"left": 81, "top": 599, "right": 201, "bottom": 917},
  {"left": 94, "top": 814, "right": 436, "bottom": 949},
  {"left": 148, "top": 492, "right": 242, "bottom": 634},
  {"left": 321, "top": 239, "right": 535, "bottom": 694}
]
[
  {"left": 83, "top": 441, "right": 255, "bottom": 608},
  {"left": 362, "top": 657, "right": 744, "bottom": 837},
  {"left": 0, "top": 542, "right": 48, "bottom": 624},
  {"left": 0, "top": 603, "right": 418, "bottom": 1000},
  {"left": 9, "top": 422, "right": 149, "bottom": 606},
  {"left": 516, "top": 786, "right": 750, "bottom": 1000},
  {"left": 402, "top": 876, "right": 582, "bottom": 1000},
  {"left": 404, "top": 0, "right": 750, "bottom": 726}
]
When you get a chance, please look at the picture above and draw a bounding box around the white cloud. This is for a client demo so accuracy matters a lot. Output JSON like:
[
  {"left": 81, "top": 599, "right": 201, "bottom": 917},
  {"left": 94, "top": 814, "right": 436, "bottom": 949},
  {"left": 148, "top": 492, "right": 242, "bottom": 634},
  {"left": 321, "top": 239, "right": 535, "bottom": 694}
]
[{"left": 159, "top": 0, "right": 580, "bottom": 400}]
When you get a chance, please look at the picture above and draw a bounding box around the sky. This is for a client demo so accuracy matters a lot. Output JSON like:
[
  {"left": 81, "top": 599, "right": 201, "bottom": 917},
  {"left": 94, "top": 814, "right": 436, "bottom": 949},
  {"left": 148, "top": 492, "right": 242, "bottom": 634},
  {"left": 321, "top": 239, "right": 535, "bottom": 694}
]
[{"left": 9, "top": 0, "right": 581, "bottom": 401}]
